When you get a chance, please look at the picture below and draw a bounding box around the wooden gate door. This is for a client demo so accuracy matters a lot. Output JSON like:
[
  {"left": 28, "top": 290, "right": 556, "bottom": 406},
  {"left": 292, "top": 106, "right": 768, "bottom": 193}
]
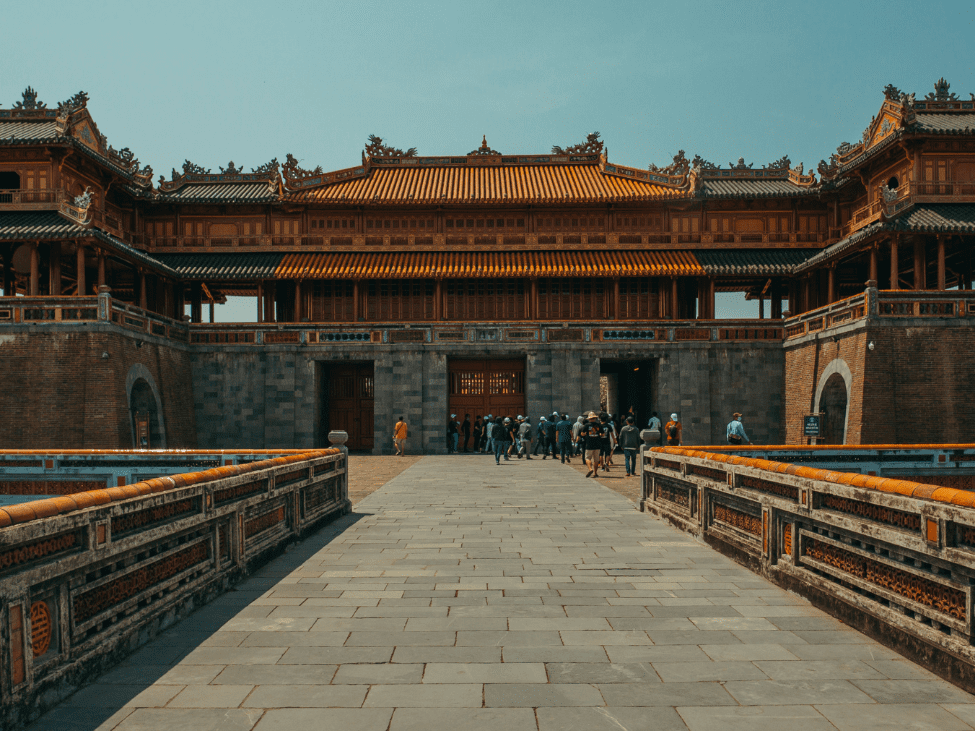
[
  {"left": 329, "top": 364, "right": 375, "bottom": 451},
  {"left": 448, "top": 359, "right": 525, "bottom": 422}
]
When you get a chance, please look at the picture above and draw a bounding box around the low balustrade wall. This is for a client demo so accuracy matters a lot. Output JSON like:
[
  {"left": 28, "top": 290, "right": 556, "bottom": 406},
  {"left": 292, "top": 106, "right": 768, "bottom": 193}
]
[
  {"left": 0, "top": 448, "right": 349, "bottom": 729},
  {"left": 641, "top": 446, "right": 975, "bottom": 690}
]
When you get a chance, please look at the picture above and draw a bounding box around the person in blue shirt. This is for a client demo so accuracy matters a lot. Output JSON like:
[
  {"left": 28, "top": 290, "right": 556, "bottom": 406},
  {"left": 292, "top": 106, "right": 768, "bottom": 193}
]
[
  {"left": 555, "top": 413, "right": 575, "bottom": 463},
  {"left": 726, "top": 412, "right": 750, "bottom": 445}
]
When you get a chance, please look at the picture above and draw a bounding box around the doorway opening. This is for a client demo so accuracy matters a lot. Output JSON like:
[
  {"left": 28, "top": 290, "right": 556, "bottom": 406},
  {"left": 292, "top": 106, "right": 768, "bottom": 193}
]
[
  {"left": 319, "top": 362, "right": 375, "bottom": 451},
  {"left": 599, "top": 359, "right": 654, "bottom": 428},
  {"left": 819, "top": 373, "right": 849, "bottom": 445},
  {"left": 129, "top": 378, "right": 164, "bottom": 448}
]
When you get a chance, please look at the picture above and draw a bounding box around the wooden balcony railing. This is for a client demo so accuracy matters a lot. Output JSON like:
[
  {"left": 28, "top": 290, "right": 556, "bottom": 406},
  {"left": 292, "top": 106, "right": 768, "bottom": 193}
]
[
  {"left": 784, "top": 288, "right": 975, "bottom": 338},
  {"left": 0, "top": 189, "right": 65, "bottom": 209}
]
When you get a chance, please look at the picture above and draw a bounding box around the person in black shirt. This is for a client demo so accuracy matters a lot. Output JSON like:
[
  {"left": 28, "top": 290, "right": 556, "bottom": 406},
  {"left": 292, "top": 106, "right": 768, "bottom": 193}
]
[
  {"left": 598, "top": 412, "right": 612, "bottom": 472},
  {"left": 447, "top": 414, "right": 459, "bottom": 454},
  {"left": 472, "top": 417, "right": 482, "bottom": 454},
  {"left": 461, "top": 414, "right": 471, "bottom": 452},
  {"left": 580, "top": 412, "right": 606, "bottom": 477}
]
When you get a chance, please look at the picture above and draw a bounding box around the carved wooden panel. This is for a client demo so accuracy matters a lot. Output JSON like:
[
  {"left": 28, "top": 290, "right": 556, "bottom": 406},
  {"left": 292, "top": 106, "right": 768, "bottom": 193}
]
[
  {"left": 804, "top": 538, "right": 965, "bottom": 620},
  {"left": 30, "top": 600, "right": 52, "bottom": 657}
]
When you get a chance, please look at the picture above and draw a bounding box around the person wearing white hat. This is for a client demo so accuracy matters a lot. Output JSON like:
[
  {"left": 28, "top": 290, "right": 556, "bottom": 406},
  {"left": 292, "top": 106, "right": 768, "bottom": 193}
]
[
  {"left": 533, "top": 416, "right": 548, "bottom": 457},
  {"left": 483, "top": 415, "right": 494, "bottom": 453},
  {"left": 664, "top": 413, "right": 682, "bottom": 446}
]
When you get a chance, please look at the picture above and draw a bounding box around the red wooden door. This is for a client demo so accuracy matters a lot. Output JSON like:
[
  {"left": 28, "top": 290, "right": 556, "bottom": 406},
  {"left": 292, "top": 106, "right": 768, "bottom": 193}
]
[
  {"left": 329, "top": 364, "right": 374, "bottom": 450},
  {"left": 448, "top": 359, "right": 525, "bottom": 421}
]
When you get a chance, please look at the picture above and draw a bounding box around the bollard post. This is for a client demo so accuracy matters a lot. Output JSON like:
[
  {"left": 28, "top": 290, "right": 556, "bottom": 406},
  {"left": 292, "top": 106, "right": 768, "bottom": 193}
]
[
  {"left": 639, "top": 429, "right": 657, "bottom": 512},
  {"left": 328, "top": 430, "right": 350, "bottom": 512}
]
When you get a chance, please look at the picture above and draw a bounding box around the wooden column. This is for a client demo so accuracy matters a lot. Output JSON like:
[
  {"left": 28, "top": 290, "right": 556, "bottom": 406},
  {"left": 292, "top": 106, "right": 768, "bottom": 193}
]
[
  {"left": 353, "top": 280, "right": 360, "bottom": 321},
  {"left": 771, "top": 278, "right": 782, "bottom": 319},
  {"left": 434, "top": 279, "right": 442, "bottom": 320},
  {"left": 190, "top": 282, "right": 202, "bottom": 323},
  {"left": 97, "top": 252, "right": 107, "bottom": 288},
  {"left": 827, "top": 266, "right": 837, "bottom": 303},
  {"left": 76, "top": 245, "right": 86, "bottom": 296},
  {"left": 670, "top": 277, "right": 679, "bottom": 320},
  {"left": 49, "top": 242, "right": 61, "bottom": 296},
  {"left": 209, "top": 297, "right": 215, "bottom": 323},
  {"left": 163, "top": 281, "right": 172, "bottom": 319},
  {"left": 868, "top": 247, "right": 878, "bottom": 285},
  {"left": 612, "top": 277, "right": 620, "bottom": 321},
  {"left": 708, "top": 278, "right": 716, "bottom": 319},
  {"left": 530, "top": 278, "right": 539, "bottom": 320},
  {"left": 937, "top": 235, "right": 946, "bottom": 290},
  {"left": 1, "top": 246, "right": 10, "bottom": 296},
  {"left": 257, "top": 281, "right": 264, "bottom": 322},
  {"left": 139, "top": 272, "right": 148, "bottom": 310},
  {"left": 29, "top": 244, "right": 40, "bottom": 296},
  {"left": 889, "top": 238, "right": 899, "bottom": 289},
  {"left": 914, "top": 239, "right": 926, "bottom": 290},
  {"left": 294, "top": 280, "right": 302, "bottom": 322},
  {"left": 758, "top": 296, "right": 765, "bottom": 320},
  {"left": 802, "top": 277, "right": 811, "bottom": 313}
]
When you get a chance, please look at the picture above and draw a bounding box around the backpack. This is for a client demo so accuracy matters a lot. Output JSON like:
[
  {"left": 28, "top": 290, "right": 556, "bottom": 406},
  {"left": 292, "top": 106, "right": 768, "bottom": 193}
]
[{"left": 668, "top": 424, "right": 678, "bottom": 439}]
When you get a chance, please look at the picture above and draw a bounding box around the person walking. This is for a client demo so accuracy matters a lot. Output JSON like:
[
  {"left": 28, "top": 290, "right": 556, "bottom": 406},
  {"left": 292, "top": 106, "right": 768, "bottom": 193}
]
[
  {"left": 580, "top": 412, "right": 605, "bottom": 478},
  {"left": 664, "top": 413, "right": 682, "bottom": 446},
  {"left": 556, "top": 413, "right": 574, "bottom": 464},
  {"left": 598, "top": 412, "right": 613, "bottom": 472},
  {"left": 447, "top": 414, "right": 459, "bottom": 454},
  {"left": 493, "top": 416, "right": 511, "bottom": 464},
  {"left": 484, "top": 415, "right": 494, "bottom": 453},
  {"left": 518, "top": 416, "right": 533, "bottom": 459},
  {"left": 533, "top": 416, "right": 548, "bottom": 456},
  {"left": 647, "top": 412, "right": 663, "bottom": 446},
  {"left": 726, "top": 412, "right": 751, "bottom": 445},
  {"left": 619, "top": 416, "right": 641, "bottom": 476},
  {"left": 393, "top": 416, "right": 408, "bottom": 456},
  {"left": 572, "top": 416, "right": 585, "bottom": 456},
  {"left": 472, "top": 416, "right": 482, "bottom": 454},
  {"left": 461, "top": 414, "right": 472, "bottom": 452},
  {"left": 542, "top": 414, "right": 557, "bottom": 460},
  {"left": 606, "top": 413, "right": 618, "bottom": 467}
]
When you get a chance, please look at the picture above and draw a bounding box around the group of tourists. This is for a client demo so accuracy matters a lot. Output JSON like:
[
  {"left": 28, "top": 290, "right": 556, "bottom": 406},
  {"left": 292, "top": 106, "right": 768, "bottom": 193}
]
[{"left": 391, "top": 409, "right": 751, "bottom": 460}]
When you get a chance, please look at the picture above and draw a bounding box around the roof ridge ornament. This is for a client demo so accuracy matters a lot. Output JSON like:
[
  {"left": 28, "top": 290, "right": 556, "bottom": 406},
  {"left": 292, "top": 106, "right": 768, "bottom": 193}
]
[
  {"left": 219, "top": 161, "right": 242, "bottom": 174},
  {"left": 251, "top": 159, "right": 279, "bottom": 176},
  {"left": 14, "top": 86, "right": 45, "bottom": 110},
  {"left": 926, "top": 77, "right": 958, "bottom": 102},
  {"left": 764, "top": 155, "right": 791, "bottom": 171},
  {"left": 57, "top": 91, "right": 89, "bottom": 114},
  {"left": 470, "top": 135, "right": 501, "bottom": 155},
  {"left": 729, "top": 157, "right": 753, "bottom": 170},
  {"left": 552, "top": 132, "right": 603, "bottom": 155},
  {"left": 691, "top": 155, "right": 717, "bottom": 170},
  {"left": 649, "top": 150, "right": 690, "bottom": 175},
  {"left": 282, "top": 153, "right": 323, "bottom": 183},
  {"left": 364, "top": 134, "right": 417, "bottom": 159}
]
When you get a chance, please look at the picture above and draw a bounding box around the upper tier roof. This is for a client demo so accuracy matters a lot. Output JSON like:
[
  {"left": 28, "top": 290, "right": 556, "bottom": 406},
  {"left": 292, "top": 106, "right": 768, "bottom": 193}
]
[{"left": 285, "top": 162, "right": 679, "bottom": 205}]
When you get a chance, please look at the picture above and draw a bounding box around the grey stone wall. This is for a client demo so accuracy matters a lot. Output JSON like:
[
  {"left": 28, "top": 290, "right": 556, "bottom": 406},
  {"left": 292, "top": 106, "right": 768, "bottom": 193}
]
[
  {"left": 190, "top": 340, "right": 784, "bottom": 452},
  {"left": 655, "top": 343, "right": 784, "bottom": 446}
]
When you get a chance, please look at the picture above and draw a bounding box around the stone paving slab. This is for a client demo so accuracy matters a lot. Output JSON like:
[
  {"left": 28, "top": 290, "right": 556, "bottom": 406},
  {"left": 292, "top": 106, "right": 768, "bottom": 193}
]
[{"left": 23, "top": 455, "right": 975, "bottom": 731}]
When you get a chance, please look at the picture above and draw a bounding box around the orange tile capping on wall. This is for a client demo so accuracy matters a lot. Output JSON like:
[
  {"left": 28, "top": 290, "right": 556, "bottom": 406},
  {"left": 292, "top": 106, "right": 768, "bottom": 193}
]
[
  {"left": 0, "top": 449, "right": 339, "bottom": 528},
  {"left": 651, "top": 446, "right": 975, "bottom": 508}
]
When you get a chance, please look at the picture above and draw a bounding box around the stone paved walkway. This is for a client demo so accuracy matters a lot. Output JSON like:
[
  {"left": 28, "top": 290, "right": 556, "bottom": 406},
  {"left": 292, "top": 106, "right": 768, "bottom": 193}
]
[{"left": 27, "top": 457, "right": 975, "bottom": 731}]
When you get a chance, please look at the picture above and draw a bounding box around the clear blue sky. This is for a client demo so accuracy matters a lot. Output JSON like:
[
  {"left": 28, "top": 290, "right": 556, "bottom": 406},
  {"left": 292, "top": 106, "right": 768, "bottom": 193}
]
[{"left": 5, "top": 0, "right": 974, "bottom": 320}]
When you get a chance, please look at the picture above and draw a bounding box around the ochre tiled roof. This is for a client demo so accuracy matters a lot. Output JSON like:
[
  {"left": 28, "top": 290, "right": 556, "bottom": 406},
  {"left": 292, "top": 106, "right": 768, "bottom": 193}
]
[
  {"left": 287, "top": 164, "right": 676, "bottom": 204},
  {"left": 276, "top": 250, "right": 704, "bottom": 279}
]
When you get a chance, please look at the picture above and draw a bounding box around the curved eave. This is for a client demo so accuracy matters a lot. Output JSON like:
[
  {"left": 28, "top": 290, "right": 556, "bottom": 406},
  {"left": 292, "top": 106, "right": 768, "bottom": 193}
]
[{"left": 835, "top": 129, "right": 904, "bottom": 176}]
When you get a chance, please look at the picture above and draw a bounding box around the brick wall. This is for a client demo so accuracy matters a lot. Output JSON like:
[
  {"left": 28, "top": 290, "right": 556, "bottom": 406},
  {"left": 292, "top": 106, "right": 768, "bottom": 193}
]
[
  {"left": 785, "top": 321, "right": 975, "bottom": 445},
  {"left": 0, "top": 329, "right": 196, "bottom": 448}
]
